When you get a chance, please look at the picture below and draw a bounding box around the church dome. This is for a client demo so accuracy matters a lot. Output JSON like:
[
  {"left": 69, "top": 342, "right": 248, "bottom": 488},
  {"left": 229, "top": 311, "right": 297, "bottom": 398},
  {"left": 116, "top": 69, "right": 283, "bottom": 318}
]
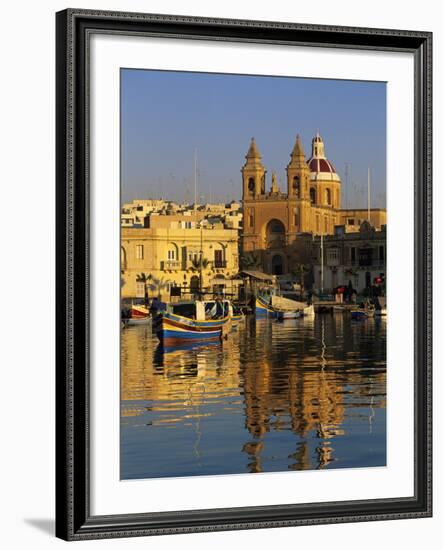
[
  {"left": 307, "top": 157, "right": 337, "bottom": 174},
  {"left": 307, "top": 133, "right": 340, "bottom": 182}
]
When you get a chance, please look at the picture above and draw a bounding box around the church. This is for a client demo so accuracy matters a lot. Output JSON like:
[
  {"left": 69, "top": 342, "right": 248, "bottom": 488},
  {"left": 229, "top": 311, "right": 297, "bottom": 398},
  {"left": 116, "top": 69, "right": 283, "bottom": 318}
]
[{"left": 241, "top": 133, "right": 386, "bottom": 275}]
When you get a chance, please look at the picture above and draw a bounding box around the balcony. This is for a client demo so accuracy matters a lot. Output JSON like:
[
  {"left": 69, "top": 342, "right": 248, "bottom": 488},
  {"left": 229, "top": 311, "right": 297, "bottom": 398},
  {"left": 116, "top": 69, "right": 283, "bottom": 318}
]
[{"left": 161, "top": 260, "right": 181, "bottom": 271}]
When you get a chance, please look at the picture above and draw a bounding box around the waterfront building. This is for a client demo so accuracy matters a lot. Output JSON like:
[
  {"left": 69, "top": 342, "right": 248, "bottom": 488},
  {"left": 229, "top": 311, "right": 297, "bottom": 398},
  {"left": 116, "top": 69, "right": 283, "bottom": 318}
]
[
  {"left": 241, "top": 134, "right": 386, "bottom": 275},
  {"left": 121, "top": 211, "right": 239, "bottom": 301},
  {"left": 311, "top": 221, "right": 386, "bottom": 293}
]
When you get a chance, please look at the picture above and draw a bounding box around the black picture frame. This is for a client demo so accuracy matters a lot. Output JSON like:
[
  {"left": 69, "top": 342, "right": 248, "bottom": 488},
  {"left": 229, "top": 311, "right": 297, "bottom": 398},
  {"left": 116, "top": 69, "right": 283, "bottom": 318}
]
[{"left": 55, "top": 8, "right": 432, "bottom": 541}]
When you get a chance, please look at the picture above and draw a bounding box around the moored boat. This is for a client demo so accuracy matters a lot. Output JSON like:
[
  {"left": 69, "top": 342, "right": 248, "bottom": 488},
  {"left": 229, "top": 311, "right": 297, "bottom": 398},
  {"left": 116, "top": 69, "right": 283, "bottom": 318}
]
[
  {"left": 154, "top": 299, "right": 231, "bottom": 345},
  {"left": 122, "top": 304, "right": 152, "bottom": 326},
  {"left": 350, "top": 302, "right": 376, "bottom": 319}
]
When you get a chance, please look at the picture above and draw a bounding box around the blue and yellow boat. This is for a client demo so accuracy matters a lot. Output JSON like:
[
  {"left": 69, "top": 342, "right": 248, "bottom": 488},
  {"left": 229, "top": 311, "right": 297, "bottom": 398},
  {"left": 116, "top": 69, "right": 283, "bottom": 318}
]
[
  {"left": 154, "top": 299, "right": 231, "bottom": 346},
  {"left": 255, "top": 295, "right": 276, "bottom": 318}
]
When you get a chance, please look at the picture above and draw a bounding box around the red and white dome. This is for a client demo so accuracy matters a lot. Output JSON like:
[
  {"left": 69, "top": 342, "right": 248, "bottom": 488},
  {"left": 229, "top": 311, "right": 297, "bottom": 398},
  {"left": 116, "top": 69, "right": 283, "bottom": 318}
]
[{"left": 307, "top": 134, "right": 340, "bottom": 182}]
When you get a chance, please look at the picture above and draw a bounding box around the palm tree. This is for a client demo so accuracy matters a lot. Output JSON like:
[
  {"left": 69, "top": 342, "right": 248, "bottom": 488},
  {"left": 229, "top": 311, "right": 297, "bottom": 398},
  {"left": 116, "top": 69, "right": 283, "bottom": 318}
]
[
  {"left": 290, "top": 264, "right": 311, "bottom": 297},
  {"left": 190, "top": 256, "right": 209, "bottom": 270},
  {"left": 240, "top": 252, "right": 262, "bottom": 271},
  {"left": 147, "top": 275, "right": 173, "bottom": 300}
]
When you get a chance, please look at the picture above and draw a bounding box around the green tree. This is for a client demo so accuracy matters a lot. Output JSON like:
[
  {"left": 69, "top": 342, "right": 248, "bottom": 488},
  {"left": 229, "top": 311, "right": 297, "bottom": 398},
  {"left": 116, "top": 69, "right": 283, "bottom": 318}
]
[
  {"left": 240, "top": 252, "right": 262, "bottom": 270},
  {"left": 147, "top": 275, "right": 173, "bottom": 300},
  {"left": 290, "top": 264, "right": 311, "bottom": 296}
]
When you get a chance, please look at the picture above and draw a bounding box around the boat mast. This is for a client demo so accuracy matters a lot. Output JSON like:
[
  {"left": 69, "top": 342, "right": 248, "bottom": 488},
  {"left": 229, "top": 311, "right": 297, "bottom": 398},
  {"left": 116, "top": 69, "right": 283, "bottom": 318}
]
[{"left": 199, "top": 222, "right": 203, "bottom": 295}]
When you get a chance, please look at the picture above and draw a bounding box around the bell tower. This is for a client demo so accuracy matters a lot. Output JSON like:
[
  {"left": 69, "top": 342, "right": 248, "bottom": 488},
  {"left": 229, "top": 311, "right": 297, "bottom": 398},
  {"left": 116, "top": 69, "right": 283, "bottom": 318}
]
[
  {"left": 242, "top": 137, "right": 266, "bottom": 200},
  {"left": 286, "top": 134, "right": 310, "bottom": 200}
]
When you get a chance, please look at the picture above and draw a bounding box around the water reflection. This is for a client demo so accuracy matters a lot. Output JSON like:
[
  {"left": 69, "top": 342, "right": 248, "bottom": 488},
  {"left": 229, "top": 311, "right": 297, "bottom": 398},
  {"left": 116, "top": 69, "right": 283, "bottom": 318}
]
[{"left": 121, "top": 315, "right": 386, "bottom": 479}]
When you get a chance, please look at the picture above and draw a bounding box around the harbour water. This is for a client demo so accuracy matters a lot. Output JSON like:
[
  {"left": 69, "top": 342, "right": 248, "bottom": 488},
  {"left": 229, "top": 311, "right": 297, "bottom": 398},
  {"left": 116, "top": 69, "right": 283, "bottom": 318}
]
[{"left": 121, "top": 314, "right": 386, "bottom": 480}]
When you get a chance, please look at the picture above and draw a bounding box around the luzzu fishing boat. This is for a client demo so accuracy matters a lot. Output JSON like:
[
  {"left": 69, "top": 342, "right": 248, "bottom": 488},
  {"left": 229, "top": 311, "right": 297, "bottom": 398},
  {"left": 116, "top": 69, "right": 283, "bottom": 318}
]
[
  {"left": 154, "top": 299, "right": 231, "bottom": 345},
  {"left": 255, "top": 294, "right": 276, "bottom": 318}
]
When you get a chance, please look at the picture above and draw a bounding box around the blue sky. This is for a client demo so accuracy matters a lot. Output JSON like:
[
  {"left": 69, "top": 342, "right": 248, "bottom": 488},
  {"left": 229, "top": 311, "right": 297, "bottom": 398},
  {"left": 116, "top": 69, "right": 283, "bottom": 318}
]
[{"left": 121, "top": 69, "right": 386, "bottom": 208}]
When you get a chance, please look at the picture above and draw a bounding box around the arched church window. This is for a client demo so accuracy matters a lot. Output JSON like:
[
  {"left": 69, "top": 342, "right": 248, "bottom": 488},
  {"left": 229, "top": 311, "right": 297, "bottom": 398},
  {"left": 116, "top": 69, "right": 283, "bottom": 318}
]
[
  {"left": 326, "top": 188, "right": 331, "bottom": 205},
  {"left": 310, "top": 187, "right": 316, "bottom": 205},
  {"left": 248, "top": 177, "right": 255, "bottom": 193},
  {"left": 293, "top": 176, "right": 300, "bottom": 198}
]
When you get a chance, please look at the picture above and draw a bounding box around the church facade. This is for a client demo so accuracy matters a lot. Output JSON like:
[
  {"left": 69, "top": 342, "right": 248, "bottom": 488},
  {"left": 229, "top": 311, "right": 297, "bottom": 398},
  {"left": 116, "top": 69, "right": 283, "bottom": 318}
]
[{"left": 241, "top": 133, "right": 386, "bottom": 275}]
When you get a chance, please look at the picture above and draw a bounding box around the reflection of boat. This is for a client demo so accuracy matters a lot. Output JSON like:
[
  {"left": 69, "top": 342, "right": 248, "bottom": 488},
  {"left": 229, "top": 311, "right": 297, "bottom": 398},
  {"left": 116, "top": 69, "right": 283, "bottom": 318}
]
[
  {"left": 374, "top": 297, "right": 387, "bottom": 316},
  {"left": 275, "top": 310, "right": 302, "bottom": 321},
  {"left": 154, "top": 299, "right": 231, "bottom": 345},
  {"left": 122, "top": 304, "right": 152, "bottom": 326},
  {"left": 231, "top": 305, "right": 245, "bottom": 326},
  {"left": 158, "top": 339, "right": 221, "bottom": 355}
]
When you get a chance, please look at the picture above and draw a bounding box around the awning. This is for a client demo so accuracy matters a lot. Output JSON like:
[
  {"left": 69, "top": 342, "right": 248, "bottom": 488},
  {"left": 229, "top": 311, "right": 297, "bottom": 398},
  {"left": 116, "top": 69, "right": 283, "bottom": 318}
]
[{"left": 239, "top": 270, "right": 275, "bottom": 282}]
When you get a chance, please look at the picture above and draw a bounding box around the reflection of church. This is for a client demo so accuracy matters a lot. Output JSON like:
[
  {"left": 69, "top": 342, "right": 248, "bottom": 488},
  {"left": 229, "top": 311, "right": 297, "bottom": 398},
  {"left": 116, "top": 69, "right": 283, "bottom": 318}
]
[{"left": 241, "top": 134, "right": 376, "bottom": 275}]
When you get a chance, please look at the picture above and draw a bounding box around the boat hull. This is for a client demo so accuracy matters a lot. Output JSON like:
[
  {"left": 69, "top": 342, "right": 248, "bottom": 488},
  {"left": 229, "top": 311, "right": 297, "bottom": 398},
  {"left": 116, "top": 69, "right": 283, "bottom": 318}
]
[
  {"left": 255, "top": 297, "right": 276, "bottom": 318},
  {"left": 155, "top": 312, "right": 228, "bottom": 345},
  {"left": 123, "top": 316, "right": 152, "bottom": 326},
  {"left": 276, "top": 310, "right": 301, "bottom": 320}
]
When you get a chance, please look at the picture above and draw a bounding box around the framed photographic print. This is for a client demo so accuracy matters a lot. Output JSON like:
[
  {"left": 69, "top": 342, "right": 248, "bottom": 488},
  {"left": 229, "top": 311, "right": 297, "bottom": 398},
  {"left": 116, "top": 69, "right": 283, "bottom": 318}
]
[{"left": 55, "top": 9, "right": 432, "bottom": 541}]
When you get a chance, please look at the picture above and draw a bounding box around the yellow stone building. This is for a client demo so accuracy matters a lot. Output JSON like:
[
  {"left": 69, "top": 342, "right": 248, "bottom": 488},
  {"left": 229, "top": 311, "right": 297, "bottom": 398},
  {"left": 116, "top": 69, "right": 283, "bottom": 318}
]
[
  {"left": 121, "top": 212, "right": 239, "bottom": 301},
  {"left": 241, "top": 134, "right": 386, "bottom": 275}
]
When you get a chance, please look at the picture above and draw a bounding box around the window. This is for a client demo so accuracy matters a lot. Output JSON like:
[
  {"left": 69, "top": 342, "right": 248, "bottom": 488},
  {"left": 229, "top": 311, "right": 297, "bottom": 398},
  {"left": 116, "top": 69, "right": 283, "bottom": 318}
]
[
  {"left": 249, "top": 215, "right": 254, "bottom": 227},
  {"left": 135, "top": 244, "right": 144, "bottom": 259},
  {"left": 135, "top": 282, "right": 145, "bottom": 298},
  {"left": 327, "top": 248, "right": 339, "bottom": 265},
  {"left": 269, "top": 220, "right": 284, "bottom": 233},
  {"left": 293, "top": 207, "right": 299, "bottom": 227},
  {"left": 351, "top": 247, "right": 356, "bottom": 262},
  {"left": 326, "top": 188, "right": 331, "bottom": 205},
  {"left": 248, "top": 177, "right": 255, "bottom": 193},
  {"left": 324, "top": 218, "right": 328, "bottom": 233},
  {"left": 293, "top": 176, "right": 300, "bottom": 198},
  {"left": 214, "top": 249, "right": 224, "bottom": 268},
  {"left": 348, "top": 218, "right": 355, "bottom": 226},
  {"left": 379, "top": 246, "right": 384, "bottom": 261},
  {"left": 328, "top": 248, "right": 339, "bottom": 260},
  {"left": 167, "top": 249, "right": 176, "bottom": 260},
  {"left": 359, "top": 247, "right": 373, "bottom": 267},
  {"left": 310, "top": 187, "right": 316, "bottom": 205}
]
